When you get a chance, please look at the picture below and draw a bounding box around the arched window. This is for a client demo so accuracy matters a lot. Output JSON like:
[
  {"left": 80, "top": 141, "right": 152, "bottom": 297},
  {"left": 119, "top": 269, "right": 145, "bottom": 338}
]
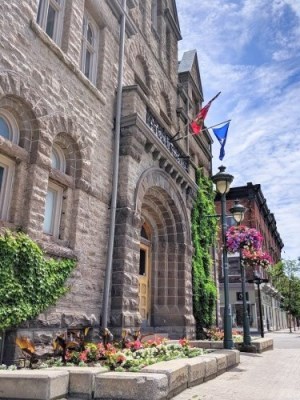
[
  {"left": 44, "top": 144, "right": 66, "bottom": 236},
  {"left": 0, "top": 110, "right": 20, "bottom": 220},
  {"left": 0, "top": 154, "right": 15, "bottom": 220},
  {"left": 51, "top": 144, "right": 66, "bottom": 172},
  {"left": 0, "top": 110, "right": 19, "bottom": 144},
  {"left": 0, "top": 116, "right": 10, "bottom": 140},
  {"left": 81, "top": 11, "right": 99, "bottom": 84}
]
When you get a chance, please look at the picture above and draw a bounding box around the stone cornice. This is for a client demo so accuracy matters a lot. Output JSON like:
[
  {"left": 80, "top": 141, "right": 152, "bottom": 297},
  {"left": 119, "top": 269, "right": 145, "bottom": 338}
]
[{"left": 121, "top": 113, "right": 197, "bottom": 193}]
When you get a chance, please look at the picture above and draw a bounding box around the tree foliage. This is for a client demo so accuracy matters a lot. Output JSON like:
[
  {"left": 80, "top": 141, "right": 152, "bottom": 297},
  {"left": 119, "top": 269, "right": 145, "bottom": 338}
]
[
  {"left": 0, "top": 230, "right": 76, "bottom": 331},
  {"left": 269, "top": 259, "right": 300, "bottom": 328},
  {"left": 191, "top": 170, "right": 217, "bottom": 338}
]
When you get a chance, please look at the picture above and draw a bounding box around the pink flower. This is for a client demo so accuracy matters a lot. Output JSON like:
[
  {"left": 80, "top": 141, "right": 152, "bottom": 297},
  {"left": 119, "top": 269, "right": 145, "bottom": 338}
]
[
  {"left": 226, "top": 225, "right": 263, "bottom": 253},
  {"left": 79, "top": 350, "right": 88, "bottom": 362}
]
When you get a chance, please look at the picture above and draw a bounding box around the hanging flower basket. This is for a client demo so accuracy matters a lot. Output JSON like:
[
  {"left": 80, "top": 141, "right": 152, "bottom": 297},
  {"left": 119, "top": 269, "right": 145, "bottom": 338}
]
[
  {"left": 226, "top": 225, "right": 263, "bottom": 253},
  {"left": 241, "top": 249, "right": 273, "bottom": 269}
]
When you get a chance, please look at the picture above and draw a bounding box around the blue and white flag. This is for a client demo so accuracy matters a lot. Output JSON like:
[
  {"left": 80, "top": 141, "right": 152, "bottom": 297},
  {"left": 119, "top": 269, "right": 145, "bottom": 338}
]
[{"left": 212, "top": 121, "right": 230, "bottom": 161}]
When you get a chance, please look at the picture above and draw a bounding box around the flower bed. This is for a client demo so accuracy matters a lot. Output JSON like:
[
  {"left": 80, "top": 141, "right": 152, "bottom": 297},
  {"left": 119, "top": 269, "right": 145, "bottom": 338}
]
[
  {"left": 4, "top": 336, "right": 204, "bottom": 372},
  {"left": 206, "top": 328, "right": 243, "bottom": 343}
]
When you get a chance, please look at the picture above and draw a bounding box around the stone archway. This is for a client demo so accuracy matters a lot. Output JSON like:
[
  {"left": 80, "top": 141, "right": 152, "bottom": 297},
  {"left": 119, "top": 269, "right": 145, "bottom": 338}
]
[{"left": 110, "top": 168, "right": 195, "bottom": 338}]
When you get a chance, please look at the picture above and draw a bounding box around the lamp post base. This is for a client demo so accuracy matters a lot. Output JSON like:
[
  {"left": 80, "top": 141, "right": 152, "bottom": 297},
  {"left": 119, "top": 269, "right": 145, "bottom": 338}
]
[
  {"left": 223, "top": 339, "right": 235, "bottom": 350},
  {"left": 237, "top": 343, "right": 257, "bottom": 353}
]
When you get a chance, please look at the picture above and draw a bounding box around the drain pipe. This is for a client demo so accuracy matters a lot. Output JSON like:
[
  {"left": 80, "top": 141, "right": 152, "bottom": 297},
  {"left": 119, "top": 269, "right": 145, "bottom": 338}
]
[{"left": 101, "top": 0, "right": 127, "bottom": 330}]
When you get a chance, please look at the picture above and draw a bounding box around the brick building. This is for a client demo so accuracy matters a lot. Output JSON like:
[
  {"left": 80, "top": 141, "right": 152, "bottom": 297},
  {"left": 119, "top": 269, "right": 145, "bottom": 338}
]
[
  {"left": 0, "top": 0, "right": 214, "bottom": 361},
  {"left": 215, "top": 182, "right": 287, "bottom": 332}
]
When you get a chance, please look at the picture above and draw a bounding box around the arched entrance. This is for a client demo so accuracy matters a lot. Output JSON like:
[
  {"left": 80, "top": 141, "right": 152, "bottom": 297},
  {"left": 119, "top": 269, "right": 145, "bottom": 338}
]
[
  {"left": 110, "top": 168, "right": 195, "bottom": 338},
  {"left": 136, "top": 169, "right": 195, "bottom": 337}
]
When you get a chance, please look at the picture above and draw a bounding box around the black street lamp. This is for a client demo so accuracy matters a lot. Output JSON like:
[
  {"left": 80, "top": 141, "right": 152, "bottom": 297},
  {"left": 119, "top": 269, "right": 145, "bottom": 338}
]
[
  {"left": 248, "top": 272, "right": 269, "bottom": 338},
  {"left": 229, "top": 200, "right": 251, "bottom": 346},
  {"left": 212, "top": 166, "right": 234, "bottom": 349}
]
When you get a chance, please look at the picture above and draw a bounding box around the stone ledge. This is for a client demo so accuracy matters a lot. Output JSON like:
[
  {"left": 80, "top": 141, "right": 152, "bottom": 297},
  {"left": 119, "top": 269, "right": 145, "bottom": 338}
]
[
  {"left": 0, "top": 369, "right": 69, "bottom": 400},
  {"left": 142, "top": 359, "right": 188, "bottom": 398},
  {"left": 0, "top": 350, "right": 240, "bottom": 400},
  {"left": 251, "top": 337, "right": 274, "bottom": 353},
  {"left": 94, "top": 372, "right": 168, "bottom": 400},
  {"left": 188, "top": 338, "right": 273, "bottom": 353},
  {"left": 52, "top": 366, "right": 108, "bottom": 400}
]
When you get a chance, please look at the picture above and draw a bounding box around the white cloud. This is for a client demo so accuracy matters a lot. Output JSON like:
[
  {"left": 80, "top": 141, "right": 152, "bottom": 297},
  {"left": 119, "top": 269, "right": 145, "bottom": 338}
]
[{"left": 177, "top": 0, "right": 300, "bottom": 259}]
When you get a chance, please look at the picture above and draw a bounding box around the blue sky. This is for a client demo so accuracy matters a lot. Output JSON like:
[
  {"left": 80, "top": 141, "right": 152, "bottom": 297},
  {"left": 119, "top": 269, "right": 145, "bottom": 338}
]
[{"left": 176, "top": 0, "right": 300, "bottom": 260}]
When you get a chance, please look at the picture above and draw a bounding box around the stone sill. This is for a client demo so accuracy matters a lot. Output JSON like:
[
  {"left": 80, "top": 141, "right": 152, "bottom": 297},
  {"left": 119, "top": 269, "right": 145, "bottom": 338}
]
[
  {"left": 187, "top": 337, "right": 274, "bottom": 353},
  {"left": 0, "top": 350, "right": 239, "bottom": 400},
  {"left": 30, "top": 20, "right": 106, "bottom": 106}
]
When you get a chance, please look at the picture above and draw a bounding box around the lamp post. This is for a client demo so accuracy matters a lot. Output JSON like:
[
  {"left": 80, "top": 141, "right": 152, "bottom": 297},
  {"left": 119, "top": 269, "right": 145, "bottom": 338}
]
[
  {"left": 248, "top": 272, "right": 269, "bottom": 338},
  {"left": 229, "top": 200, "right": 251, "bottom": 346},
  {"left": 212, "top": 166, "right": 234, "bottom": 349}
]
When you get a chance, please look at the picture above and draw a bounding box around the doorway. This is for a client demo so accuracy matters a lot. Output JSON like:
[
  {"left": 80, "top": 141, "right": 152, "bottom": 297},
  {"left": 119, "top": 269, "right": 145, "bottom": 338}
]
[{"left": 138, "top": 243, "right": 150, "bottom": 323}]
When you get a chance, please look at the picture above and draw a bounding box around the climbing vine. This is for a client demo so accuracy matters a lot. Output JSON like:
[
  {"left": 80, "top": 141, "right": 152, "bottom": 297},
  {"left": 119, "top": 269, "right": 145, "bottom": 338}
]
[
  {"left": 191, "top": 170, "right": 217, "bottom": 338},
  {"left": 0, "top": 230, "right": 76, "bottom": 331}
]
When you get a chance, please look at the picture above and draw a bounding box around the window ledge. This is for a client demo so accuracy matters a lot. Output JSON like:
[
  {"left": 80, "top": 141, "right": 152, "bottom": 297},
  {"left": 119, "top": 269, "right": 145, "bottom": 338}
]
[
  {"left": 37, "top": 235, "right": 78, "bottom": 259},
  {"left": 49, "top": 168, "right": 74, "bottom": 188},
  {"left": 0, "top": 137, "right": 29, "bottom": 163},
  {"left": 30, "top": 20, "right": 106, "bottom": 106}
]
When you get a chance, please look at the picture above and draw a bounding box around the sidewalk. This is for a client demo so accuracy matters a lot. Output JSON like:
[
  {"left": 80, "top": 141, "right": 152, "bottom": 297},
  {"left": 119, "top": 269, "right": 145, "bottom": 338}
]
[{"left": 173, "top": 329, "right": 300, "bottom": 400}]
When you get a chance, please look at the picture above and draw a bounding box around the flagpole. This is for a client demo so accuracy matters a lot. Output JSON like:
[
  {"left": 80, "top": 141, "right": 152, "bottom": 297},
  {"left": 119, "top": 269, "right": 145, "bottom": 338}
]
[{"left": 172, "top": 119, "right": 231, "bottom": 143}]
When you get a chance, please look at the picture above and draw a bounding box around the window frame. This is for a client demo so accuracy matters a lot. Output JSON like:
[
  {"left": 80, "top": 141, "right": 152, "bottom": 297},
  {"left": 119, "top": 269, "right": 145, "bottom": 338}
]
[
  {"left": 43, "top": 181, "right": 63, "bottom": 237},
  {"left": 51, "top": 143, "right": 66, "bottom": 173},
  {"left": 37, "top": 0, "right": 65, "bottom": 45},
  {"left": 80, "top": 11, "right": 99, "bottom": 85},
  {"left": 0, "top": 154, "right": 15, "bottom": 221},
  {"left": 0, "top": 110, "right": 19, "bottom": 144}
]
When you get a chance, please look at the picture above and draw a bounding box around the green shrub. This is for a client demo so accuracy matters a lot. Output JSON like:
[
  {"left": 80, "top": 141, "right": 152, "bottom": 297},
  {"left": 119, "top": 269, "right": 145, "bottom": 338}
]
[
  {"left": 0, "top": 230, "right": 76, "bottom": 331},
  {"left": 192, "top": 171, "right": 217, "bottom": 338}
]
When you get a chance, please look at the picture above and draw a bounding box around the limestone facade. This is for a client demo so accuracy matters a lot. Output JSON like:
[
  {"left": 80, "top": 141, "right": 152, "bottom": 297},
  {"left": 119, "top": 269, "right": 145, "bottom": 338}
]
[{"left": 0, "top": 0, "right": 213, "bottom": 361}]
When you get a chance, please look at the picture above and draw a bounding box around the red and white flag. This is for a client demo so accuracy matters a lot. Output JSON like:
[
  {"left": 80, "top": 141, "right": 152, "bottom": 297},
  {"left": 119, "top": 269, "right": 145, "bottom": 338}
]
[{"left": 190, "top": 92, "right": 221, "bottom": 134}]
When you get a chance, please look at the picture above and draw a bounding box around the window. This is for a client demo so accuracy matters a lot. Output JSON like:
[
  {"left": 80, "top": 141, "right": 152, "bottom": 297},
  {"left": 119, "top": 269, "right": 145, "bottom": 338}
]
[
  {"left": 0, "top": 155, "right": 15, "bottom": 220},
  {"left": 37, "top": 0, "right": 65, "bottom": 45},
  {"left": 0, "top": 116, "right": 10, "bottom": 140},
  {"left": 81, "top": 12, "right": 99, "bottom": 84},
  {"left": 0, "top": 110, "right": 19, "bottom": 220},
  {"left": 43, "top": 181, "right": 63, "bottom": 236},
  {"left": 0, "top": 110, "right": 19, "bottom": 144},
  {"left": 43, "top": 144, "right": 66, "bottom": 237},
  {"left": 51, "top": 144, "right": 66, "bottom": 172}
]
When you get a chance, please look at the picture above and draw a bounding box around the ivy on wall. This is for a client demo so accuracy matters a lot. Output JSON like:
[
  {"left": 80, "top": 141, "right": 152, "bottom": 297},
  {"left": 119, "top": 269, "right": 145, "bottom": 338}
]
[
  {"left": 191, "top": 170, "right": 217, "bottom": 338},
  {"left": 0, "top": 230, "right": 76, "bottom": 331}
]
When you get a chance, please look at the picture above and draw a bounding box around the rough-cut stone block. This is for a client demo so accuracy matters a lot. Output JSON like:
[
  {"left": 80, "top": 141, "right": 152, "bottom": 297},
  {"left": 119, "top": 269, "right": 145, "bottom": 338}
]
[
  {"left": 0, "top": 369, "right": 69, "bottom": 399},
  {"left": 252, "top": 337, "right": 274, "bottom": 352},
  {"left": 199, "top": 356, "right": 218, "bottom": 381},
  {"left": 52, "top": 366, "right": 107, "bottom": 399},
  {"left": 94, "top": 372, "right": 168, "bottom": 400},
  {"left": 215, "top": 349, "right": 240, "bottom": 367},
  {"left": 204, "top": 352, "right": 228, "bottom": 375},
  {"left": 189, "top": 340, "right": 211, "bottom": 349},
  {"left": 184, "top": 356, "right": 206, "bottom": 387},
  {"left": 188, "top": 340, "right": 224, "bottom": 349},
  {"left": 142, "top": 359, "right": 188, "bottom": 397}
]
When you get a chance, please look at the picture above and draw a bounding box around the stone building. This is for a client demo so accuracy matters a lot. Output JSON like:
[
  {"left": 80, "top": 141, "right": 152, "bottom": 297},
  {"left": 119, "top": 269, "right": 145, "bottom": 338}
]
[
  {"left": 215, "top": 182, "right": 287, "bottom": 332},
  {"left": 0, "top": 0, "right": 213, "bottom": 361}
]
